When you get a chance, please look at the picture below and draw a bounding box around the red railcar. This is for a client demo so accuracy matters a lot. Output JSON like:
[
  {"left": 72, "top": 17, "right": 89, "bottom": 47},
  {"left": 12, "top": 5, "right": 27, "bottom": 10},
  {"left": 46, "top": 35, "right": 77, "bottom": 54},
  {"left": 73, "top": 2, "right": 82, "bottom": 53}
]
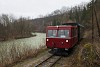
[{"left": 46, "top": 23, "right": 82, "bottom": 51}]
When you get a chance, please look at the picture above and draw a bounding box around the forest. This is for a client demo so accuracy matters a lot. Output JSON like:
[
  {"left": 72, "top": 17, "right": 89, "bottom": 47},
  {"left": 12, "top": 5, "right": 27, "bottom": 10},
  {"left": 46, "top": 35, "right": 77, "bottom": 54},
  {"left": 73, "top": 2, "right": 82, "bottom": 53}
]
[{"left": 0, "top": 0, "right": 99, "bottom": 41}]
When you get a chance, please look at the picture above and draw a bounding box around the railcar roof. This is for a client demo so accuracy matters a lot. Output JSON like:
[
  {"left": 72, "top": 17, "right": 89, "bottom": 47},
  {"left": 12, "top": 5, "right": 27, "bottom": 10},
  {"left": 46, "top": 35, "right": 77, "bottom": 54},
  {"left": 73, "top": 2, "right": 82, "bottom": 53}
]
[{"left": 47, "top": 25, "right": 77, "bottom": 28}]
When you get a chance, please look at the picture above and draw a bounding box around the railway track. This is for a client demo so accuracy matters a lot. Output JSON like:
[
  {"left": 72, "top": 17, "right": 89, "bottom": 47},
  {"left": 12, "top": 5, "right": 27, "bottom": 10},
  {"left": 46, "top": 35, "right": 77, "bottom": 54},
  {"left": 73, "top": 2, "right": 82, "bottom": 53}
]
[{"left": 35, "top": 55, "right": 62, "bottom": 67}]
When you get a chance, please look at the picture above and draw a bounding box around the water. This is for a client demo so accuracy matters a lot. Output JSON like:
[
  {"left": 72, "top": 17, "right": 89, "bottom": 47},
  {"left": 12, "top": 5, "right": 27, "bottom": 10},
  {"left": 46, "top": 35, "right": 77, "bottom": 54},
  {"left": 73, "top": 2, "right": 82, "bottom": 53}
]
[
  {"left": 0, "top": 33, "right": 46, "bottom": 49},
  {"left": 0, "top": 33, "right": 46, "bottom": 66}
]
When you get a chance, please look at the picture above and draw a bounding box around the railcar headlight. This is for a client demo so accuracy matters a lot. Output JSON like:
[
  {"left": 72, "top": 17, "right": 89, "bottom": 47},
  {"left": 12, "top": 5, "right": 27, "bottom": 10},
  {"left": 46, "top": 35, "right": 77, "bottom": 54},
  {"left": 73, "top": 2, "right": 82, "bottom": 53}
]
[
  {"left": 66, "top": 40, "right": 68, "bottom": 42},
  {"left": 47, "top": 39, "right": 49, "bottom": 41}
]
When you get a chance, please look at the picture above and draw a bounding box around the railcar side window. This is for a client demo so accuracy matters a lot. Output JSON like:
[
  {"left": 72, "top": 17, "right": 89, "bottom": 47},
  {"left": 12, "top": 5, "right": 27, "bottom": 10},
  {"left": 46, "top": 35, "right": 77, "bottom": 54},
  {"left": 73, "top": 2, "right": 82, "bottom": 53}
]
[
  {"left": 65, "top": 30, "right": 69, "bottom": 38},
  {"left": 48, "top": 30, "right": 57, "bottom": 37},
  {"left": 58, "top": 30, "right": 69, "bottom": 38}
]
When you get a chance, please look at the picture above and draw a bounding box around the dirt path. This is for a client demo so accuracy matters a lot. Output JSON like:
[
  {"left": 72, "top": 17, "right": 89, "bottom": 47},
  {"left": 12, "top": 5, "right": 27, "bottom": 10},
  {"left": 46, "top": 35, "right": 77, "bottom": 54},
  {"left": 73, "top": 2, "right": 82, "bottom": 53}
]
[{"left": 12, "top": 50, "right": 51, "bottom": 67}]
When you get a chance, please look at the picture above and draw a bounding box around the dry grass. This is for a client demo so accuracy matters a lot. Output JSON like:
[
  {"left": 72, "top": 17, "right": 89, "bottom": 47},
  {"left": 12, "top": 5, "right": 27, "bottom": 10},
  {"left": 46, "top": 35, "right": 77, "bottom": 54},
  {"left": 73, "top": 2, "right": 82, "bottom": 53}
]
[
  {"left": 0, "top": 41, "right": 46, "bottom": 67},
  {"left": 71, "top": 43, "right": 100, "bottom": 67}
]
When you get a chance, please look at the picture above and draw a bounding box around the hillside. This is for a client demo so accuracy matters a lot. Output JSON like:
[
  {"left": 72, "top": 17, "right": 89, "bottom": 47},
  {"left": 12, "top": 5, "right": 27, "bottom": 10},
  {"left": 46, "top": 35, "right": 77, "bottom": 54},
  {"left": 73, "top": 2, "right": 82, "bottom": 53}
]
[{"left": 30, "top": 0, "right": 100, "bottom": 33}]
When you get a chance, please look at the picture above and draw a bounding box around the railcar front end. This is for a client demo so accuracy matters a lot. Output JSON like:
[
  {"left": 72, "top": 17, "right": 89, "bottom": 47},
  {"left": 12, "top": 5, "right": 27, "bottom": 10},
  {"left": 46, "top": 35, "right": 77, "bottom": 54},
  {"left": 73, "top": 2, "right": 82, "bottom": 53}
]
[{"left": 46, "top": 26, "right": 78, "bottom": 50}]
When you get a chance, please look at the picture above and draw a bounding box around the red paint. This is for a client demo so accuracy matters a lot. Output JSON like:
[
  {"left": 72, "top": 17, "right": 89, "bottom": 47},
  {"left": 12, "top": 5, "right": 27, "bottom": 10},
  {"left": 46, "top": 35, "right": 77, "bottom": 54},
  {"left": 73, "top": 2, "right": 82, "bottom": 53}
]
[{"left": 46, "top": 26, "right": 78, "bottom": 49}]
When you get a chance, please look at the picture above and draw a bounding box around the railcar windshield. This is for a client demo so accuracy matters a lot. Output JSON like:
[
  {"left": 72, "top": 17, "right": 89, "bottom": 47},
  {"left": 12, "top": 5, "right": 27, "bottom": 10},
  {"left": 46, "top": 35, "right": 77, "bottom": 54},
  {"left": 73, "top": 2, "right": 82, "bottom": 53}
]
[
  {"left": 48, "top": 30, "right": 57, "bottom": 37},
  {"left": 47, "top": 29, "right": 69, "bottom": 38},
  {"left": 58, "top": 30, "right": 69, "bottom": 38}
]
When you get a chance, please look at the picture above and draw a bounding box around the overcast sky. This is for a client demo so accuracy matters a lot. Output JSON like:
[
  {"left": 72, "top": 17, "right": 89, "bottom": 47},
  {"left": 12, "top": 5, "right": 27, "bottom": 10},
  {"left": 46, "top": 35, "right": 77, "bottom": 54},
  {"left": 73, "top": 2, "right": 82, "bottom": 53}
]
[{"left": 0, "top": 0, "right": 91, "bottom": 19}]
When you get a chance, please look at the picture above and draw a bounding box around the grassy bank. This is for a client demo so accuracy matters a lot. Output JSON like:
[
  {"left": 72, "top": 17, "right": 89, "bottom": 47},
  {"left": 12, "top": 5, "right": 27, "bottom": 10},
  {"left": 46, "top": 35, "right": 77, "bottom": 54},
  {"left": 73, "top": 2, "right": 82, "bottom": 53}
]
[
  {"left": 71, "top": 43, "right": 100, "bottom": 67},
  {"left": 0, "top": 42, "right": 46, "bottom": 67},
  {"left": 0, "top": 33, "right": 46, "bottom": 67}
]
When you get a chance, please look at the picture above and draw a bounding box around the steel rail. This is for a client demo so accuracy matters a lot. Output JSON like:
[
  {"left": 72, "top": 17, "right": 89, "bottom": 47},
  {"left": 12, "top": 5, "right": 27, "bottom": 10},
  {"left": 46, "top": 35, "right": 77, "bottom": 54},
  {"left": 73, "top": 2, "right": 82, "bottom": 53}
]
[
  {"left": 49, "top": 56, "right": 62, "bottom": 67},
  {"left": 35, "top": 55, "right": 54, "bottom": 67},
  {"left": 35, "top": 55, "right": 62, "bottom": 67}
]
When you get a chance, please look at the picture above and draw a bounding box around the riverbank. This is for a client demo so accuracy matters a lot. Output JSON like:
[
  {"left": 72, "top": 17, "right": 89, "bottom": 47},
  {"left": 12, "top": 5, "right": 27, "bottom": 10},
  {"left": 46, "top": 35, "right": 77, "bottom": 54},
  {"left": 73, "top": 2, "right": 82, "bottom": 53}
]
[
  {"left": 0, "top": 33, "right": 36, "bottom": 41},
  {"left": 12, "top": 48, "right": 48, "bottom": 67},
  {"left": 0, "top": 33, "right": 46, "bottom": 67}
]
